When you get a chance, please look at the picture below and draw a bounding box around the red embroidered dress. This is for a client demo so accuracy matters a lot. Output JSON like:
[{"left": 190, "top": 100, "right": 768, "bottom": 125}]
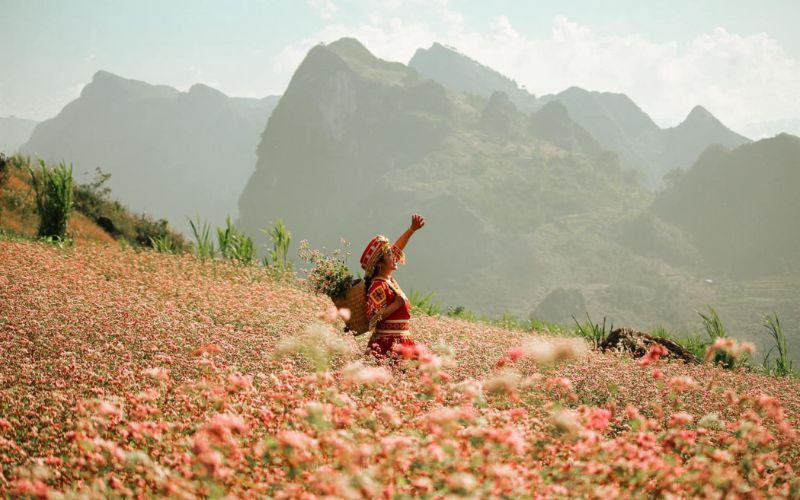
[
  {"left": 365, "top": 275, "right": 415, "bottom": 359},
  {"left": 360, "top": 236, "right": 417, "bottom": 359}
]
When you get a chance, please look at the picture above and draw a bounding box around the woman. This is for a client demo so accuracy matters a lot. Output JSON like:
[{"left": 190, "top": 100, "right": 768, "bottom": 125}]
[{"left": 360, "top": 214, "right": 425, "bottom": 361}]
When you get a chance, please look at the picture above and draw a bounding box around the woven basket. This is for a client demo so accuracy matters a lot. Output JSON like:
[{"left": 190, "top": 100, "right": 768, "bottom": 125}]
[{"left": 332, "top": 279, "right": 369, "bottom": 335}]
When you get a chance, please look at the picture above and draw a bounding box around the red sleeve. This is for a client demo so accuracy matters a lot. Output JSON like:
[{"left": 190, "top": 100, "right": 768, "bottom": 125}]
[{"left": 366, "top": 280, "right": 395, "bottom": 330}]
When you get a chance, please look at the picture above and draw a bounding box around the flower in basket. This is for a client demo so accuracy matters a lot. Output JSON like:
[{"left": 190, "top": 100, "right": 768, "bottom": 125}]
[{"left": 298, "top": 240, "right": 356, "bottom": 300}]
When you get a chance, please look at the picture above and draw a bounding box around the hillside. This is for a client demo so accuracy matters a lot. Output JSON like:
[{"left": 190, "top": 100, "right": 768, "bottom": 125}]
[
  {"left": 0, "top": 116, "right": 38, "bottom": 154},
  {"left": 0, "top": 156, "right": 115, "bottom": 245},
  {"left": 0, "top": 154, "right": 189, "bottom": 251},
  {"left": 238, "top": 38, "right": 654, "bottom": 318},
  {"left": 1, "top": 239, "right": 798, "bottom": 496},
  {"left": 22, "top": 71, "right": 280, "bottom": 232},
  {"left": 410, "top": 43, "right": 750, "bottom": 186},
  {"left": 654, "top": 134, "right": 800, "bottom": 278}
]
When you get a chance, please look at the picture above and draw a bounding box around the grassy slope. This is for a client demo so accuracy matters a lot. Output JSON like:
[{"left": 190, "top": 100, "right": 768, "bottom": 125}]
[
  {"left": 1, "top": 239, "right": 798, "bottom": 496},
  {"left": 0, "top": 162, "right": 115, "bottom": 246}
]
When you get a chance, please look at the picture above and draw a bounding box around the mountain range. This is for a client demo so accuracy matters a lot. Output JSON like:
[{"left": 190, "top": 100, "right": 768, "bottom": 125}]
[
  {"left": 237, "top": 38, "right": 799, "bottom": 359},
  {"left": 22, "top": 71, "right": 279, "bottom": 230},
  {"left": 13, "top": 38, "right": 799, "bottom": 358},
  {"left": 410, "top": 43, "right": 750, "bottom": 186}
]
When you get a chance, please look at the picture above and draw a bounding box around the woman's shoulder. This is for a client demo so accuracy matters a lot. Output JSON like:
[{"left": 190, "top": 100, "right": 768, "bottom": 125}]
[{"left": 367, "top": 278, "right": 392, "bottom": 304}]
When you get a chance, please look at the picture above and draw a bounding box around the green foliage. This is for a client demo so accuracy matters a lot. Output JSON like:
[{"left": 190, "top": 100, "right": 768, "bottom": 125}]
[
  {"left": 298, "top": 240, "right": 354, "bottom": 299},
  {"left": 763, "top": 313, "right": 793, "bottom": 376},
  {"left": 651, "top": 325, "right": 707, "bottom": 360},
  {"left": 262, "top": 219, "right": 292, "bottom": 269},
  {"left": 71, "top": 166, "right": 188, "bottom": 252},
  {"left": 216, "top": 216, "right": 255, "bottom": 265},
  {"left": 698, "top": 307, "right": 734, "bottom": 368},
  {"left": 408, "top": 289, "right": 442, "bottom": 316},
  {"left": 572, "top": 314, "right": 611, "bottom": 349},
  {"left": 149, "top": 234, "right": 177, "bottom": 254},
  {"left": 28, "top": 159, "right": 74, "bottom": 239},
  {"left": 188, "top": 216, "right": 215, "bottom": 259}
]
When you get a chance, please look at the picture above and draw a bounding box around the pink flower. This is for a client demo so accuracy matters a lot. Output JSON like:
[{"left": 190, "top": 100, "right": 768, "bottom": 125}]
[
  {"left": 668, "top": 411, "right": 694, "bottom": 428},
  {"left": 667, "top": 376, "right": 698, "bottom": 393},
  {"left": 639, "top": 344, "right": 667, "bottom": 367},
  {"left": 585, "top": 408, "right": 612, "bottom": 431},
  {"left": 508, "top": 346, "right": 525, "bottom": 362}
]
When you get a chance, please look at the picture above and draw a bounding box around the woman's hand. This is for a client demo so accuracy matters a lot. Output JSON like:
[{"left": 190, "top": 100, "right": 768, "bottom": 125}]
[{"left": 410, "top": 213, "right": 425, "bottom": 232}]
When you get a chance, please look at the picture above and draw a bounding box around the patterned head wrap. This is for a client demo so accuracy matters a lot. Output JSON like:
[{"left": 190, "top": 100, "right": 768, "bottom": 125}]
[
  {"left": 360, "top": 235, "right": 406, "bottom": 278},
  {"left": 360, "top": 235, "right": 392, "bottom": 277}
]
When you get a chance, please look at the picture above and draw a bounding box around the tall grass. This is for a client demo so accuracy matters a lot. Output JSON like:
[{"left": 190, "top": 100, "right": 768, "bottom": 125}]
[
  {"left": 408, "top": 289, "right": 442, "bottom": 316},
  {"left": 572, "top": 314, "right": 611, "bottom": 348},
  {"left": 188, "top": 216, "right": 215, "bottom": 259},
  {"left": 763, "top": 313, "right": 793, "bottom": 376},
  {"left": 262, "top": 219, "right": 292, "bottom": 269},
  {"left": 149, "top": 234, "right": 176, "bottom": 254},
  {"left": 28, "top": 159, "right": 74, "bottom": 240},
  {"left": 217, "top": 216, "right": 255, "bottom": 265},
  {"left": 698, "top": 307, "right": 734, "bottom": 368}
]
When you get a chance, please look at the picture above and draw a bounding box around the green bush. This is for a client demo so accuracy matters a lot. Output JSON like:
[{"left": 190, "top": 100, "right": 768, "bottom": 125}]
[
  {"left": 73, "top": 167, "right": 188, "bottom": 252},
  {"left": 28, "top": 159, "right": 74, "bottom": 239}
]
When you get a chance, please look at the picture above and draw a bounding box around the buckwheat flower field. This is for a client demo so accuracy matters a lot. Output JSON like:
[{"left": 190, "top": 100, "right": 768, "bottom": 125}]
[{"left": 1, "top": 240, "right": 798, "bottom": 497}]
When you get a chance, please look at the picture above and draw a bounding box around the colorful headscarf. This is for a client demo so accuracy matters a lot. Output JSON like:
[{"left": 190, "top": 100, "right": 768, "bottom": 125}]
[{"left": 360, "top": 235, "right": 405, "bottom": 277}]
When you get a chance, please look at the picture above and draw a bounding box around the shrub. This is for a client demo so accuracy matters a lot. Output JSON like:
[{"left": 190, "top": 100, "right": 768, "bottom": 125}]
[
  {"left": 763, "top": 313, "right": 793, "bottom": 376},
  {"left": 73, "top": 167, "right": 188, "bottom": 252},
  {"left": 28, "top": 159, "right": 74, "bottom": 239}
]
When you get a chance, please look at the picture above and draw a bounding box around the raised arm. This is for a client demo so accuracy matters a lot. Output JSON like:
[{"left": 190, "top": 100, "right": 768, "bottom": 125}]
[{"left": 394, "top": 213, "right": 425, "bottom": 251}]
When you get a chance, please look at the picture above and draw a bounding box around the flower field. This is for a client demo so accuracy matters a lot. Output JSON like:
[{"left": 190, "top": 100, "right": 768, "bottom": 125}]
[{"left": 1, "top": 239, "right": 799, "bottom": 498}]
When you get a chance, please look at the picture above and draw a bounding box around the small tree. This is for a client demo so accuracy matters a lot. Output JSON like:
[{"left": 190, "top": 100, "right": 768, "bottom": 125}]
[{"left": 29, "top": 159, "right": 74, "bottom": 240}]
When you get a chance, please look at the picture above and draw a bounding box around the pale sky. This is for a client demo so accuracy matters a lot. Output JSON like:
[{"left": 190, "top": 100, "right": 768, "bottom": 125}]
[{"left": 2, "top": 0, "right": 799, "bottom": 136}]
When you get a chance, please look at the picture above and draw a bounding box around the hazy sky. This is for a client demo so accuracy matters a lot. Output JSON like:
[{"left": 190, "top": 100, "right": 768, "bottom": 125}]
[{"left": 3, "top": 0, "right": 799, "bottom": 135}]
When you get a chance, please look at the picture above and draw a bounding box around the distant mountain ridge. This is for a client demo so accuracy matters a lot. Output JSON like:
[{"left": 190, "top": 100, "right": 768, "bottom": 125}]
[
  {"left": 410, "top": 43, "right": 750, "bottom": 186},
  {"left": 409, "top": 42, "right": 538, "bottom": 111},
  {"left": 22, "top": 71, "right": 280, "bottom": 231},
  {"left": 0, "top": 116, "right": 39, "bottom": 153},
  {"left": 653, "top": 133, "right": 800, "bottom": 278}
]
